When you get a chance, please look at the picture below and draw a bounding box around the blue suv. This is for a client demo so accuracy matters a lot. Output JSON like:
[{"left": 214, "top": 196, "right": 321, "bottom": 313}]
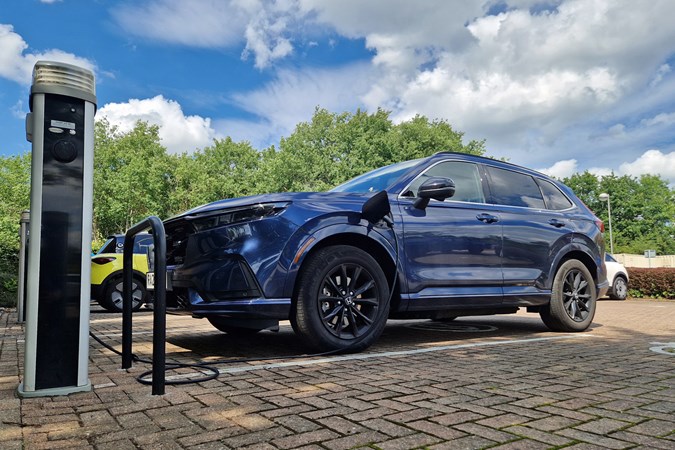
[{"left": 164, "top": 152, "right": 608, "bottom": 352}]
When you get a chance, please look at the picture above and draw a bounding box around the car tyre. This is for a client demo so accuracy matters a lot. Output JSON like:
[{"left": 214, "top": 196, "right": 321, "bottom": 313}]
[
  {"left": 609, "top": 276, "right": 628, "bottom": 300},
  {"left": 540, "top": 259, "right": 596, "bottom": 332},
  {"left": 207, "top": 317, "right": 262, "bottom": 335},
  {"left": 295, "top": 245, "right": 390, "bottom": 353},
  {"left": 98, "top": 275, "right": 145, "bottom": 313}
]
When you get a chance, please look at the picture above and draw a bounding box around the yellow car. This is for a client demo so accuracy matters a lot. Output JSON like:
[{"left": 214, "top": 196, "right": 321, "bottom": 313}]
[{"left": 91, "top": 234, "right": 153, "bottom": 312}]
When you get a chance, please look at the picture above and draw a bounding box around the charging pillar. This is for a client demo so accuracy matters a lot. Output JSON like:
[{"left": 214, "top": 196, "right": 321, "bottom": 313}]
[
  {"left": 16, "top": 210, "right": 30, "bottom": 323},
  {"left": 18, "top": 61, "right": 96, "bottom": 397}
]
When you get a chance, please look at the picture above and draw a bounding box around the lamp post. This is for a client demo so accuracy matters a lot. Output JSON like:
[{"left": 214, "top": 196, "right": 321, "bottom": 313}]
[{"left": 599, "top": 192, "right": 614, "bottom": 254}]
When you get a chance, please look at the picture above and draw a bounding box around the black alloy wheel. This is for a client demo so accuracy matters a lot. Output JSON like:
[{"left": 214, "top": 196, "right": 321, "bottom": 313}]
[
  {"left": 318, "top": 262, "right": 379, "bottom": 339},
  {"left": 540, "top": 259, "right": 597, "bottom": 332},
  {"left": 295, "top": 245, "right": 390, "bottom": 353}
]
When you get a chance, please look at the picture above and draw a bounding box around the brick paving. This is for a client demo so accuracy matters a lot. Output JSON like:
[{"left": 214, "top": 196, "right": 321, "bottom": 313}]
[{"left": 1, "top": 299, "right": 674, "bottom": 449}]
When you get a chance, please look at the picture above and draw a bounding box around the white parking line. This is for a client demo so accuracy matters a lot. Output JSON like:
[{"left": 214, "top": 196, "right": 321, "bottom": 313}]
[{"left": 160, "top": 333, "right": 596, "bottom": 382}]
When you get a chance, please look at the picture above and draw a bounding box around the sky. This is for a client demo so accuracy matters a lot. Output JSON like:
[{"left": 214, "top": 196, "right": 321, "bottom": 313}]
[{"left": 2, "top": 0, "right": 675, "bottom": 185}]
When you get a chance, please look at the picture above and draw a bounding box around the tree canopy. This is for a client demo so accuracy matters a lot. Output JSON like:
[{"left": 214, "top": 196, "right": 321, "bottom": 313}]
[
  {"left": 563, "top": 172, "right": 675, "bottom": 254},
  {"left": 0, "top": 107, "right": 672, "bottom": 262}
]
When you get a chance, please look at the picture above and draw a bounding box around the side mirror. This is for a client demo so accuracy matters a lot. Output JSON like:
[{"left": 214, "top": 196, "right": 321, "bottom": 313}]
[{"left": 414, "top": 177, "right": 455, "bottom": 209}]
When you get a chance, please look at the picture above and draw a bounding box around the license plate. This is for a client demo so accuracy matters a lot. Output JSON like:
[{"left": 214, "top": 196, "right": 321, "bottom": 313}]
[{"left": 146, "top": 272, "right": 155, "bottom": 290}]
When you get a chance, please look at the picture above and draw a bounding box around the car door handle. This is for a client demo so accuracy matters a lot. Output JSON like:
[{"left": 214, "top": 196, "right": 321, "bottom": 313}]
[
  {"left": 476, "top": 213, "right": 499, "bottom": 224},
  {"left": 548, "top": 219, "right": 566, "bottom": 228}
]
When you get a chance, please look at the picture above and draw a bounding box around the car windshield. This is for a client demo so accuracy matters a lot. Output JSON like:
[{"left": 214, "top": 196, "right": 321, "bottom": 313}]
[
  {"left": 330, "top": 159, "right": 421, "bottom": 193},
  {"left": 605, "top": 254, "right": 618, "bottom": 263}
]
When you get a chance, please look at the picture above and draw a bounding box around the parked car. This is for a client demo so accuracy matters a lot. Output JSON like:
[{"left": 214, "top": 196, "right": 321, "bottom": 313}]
[
  {"left": 91, "top": 234, "right": 153, "bottom": 312},
  {"left": 163, "top": 152, "right": 609, "bottom": 352},
  {"left": 605, "top": 253, "right": 629, "bottom": 300}
]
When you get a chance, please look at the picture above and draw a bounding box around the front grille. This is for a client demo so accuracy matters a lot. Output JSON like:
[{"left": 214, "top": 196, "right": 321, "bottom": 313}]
[{"left": 165, "top": 219, "right": 193, "bottom": 265}]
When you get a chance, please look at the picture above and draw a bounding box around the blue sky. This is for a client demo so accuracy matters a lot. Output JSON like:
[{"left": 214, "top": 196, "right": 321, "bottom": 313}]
[{"left": 2, "top": 0, "right": 675, "bottom": 184}]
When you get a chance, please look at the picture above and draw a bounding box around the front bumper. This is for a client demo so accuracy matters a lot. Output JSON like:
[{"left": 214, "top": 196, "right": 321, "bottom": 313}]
[{"left": 170, "top": 286, "right": 291, "bottom": 319}]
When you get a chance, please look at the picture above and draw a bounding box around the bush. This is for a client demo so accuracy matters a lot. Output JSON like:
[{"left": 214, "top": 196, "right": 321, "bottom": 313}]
[
  {"left": 0, "top": 250, "right": 18, "bottom": 308},
  {"left": 627, "top": 268, "right": 675, "bottom": 299}
]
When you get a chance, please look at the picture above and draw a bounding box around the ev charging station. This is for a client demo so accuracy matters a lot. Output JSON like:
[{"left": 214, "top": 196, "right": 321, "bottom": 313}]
[{"left": 18, "top": 61, "right": 96, "bottom": 397}]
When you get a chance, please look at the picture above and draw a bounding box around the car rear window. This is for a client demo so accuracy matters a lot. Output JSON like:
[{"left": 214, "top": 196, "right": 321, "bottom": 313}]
[
  {"left": 486, "top": 166, "right": 545, "bottom": 208},
  {"left": 536, "top": 178, "right": 573, "bottom": 210}
]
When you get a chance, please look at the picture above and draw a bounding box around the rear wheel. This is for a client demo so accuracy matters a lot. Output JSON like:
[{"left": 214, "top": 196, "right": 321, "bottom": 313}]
[
  {"left": 540, "top": 259, "right": 596, "bottom": 331},
  {"left": 98, "top": 275, "right": 145, "bottom": 313},
  {"left": 609, "top": 276, "right": 628, "bottom": 300},
  {"left": 295, "top": 245, "right": 390, "bottom": 353}
]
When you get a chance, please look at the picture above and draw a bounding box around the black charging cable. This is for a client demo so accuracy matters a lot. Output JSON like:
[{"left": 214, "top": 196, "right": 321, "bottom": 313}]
[
  {"left": 89, "top": 329, "right": 346, "bottom": 386},
  {"left": 89, "top": 200, "right": 401, "bottom": 388}
]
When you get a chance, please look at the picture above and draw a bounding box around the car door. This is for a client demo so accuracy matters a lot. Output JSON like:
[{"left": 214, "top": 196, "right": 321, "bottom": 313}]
[
  {"left": 484, "top": 165, "right": 573, "bottom": 303},
  {"left": 396, "top": 160, "right": 504, "bottom": 310}
]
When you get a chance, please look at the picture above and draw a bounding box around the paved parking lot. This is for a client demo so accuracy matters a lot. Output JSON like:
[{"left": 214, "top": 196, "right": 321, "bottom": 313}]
[{"left": 1, "top": 299, "right": 674, "bottom": 449}]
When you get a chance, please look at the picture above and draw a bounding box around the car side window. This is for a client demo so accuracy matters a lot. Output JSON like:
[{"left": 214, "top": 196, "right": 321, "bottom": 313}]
[
  {"left": 536, "top": 178, "right": 573, "bottom": 210},
  {"left": 404, "top": 161, "right": 486, "bottom": 203},
  {"left": 486, "top": 166, "right": 545, "bottom": 208}
]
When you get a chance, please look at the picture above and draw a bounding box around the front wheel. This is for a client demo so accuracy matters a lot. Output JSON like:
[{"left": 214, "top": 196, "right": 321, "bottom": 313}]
[
  {"left": 540, "top": 259, "right": 597, "bottom": 332},
  {"left": 294, "top": 245, "right": 390, "bottom": 353}
]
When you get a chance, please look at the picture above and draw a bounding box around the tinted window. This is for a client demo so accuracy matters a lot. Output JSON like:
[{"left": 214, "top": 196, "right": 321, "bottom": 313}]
[
  {"left": 403, "top": 161, "right": 485, "bottom": 203},
  {"left": 537, "top": 178, "right": 573, "bottom": 210},
  {"left": 486, "top": 166, "right": 545, "bottom": 208}
]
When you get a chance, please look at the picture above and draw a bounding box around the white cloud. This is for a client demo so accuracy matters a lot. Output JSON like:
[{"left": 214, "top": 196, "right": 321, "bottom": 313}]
[
  {"left": 97, "top": 95, "right": 217, "bottom": 154},
  {"left": 10, "top": 100, "right": 26, "bottom": 119},
  {"left": 542, "top": 150, "right": 675, "bottom": 185},
  {"left": 227, "top": 62, "right": 375, "bottom": 140},
  {"left": 0, "top": 24, "right": 96, "bottom": 85},
  {"left": 537, "top": 159, "right": 578, "bottom": 179},
  {"left": 619, "top": 150, "right": 675, "bottom": 182},
  {"left": 113, "top": 0, "right": 304, "bottom": 69},
  {"left": 112, "top": 0, "right": 246, "bottom": 48},
  {"left": 108, "top": 0, "right": 675, "bottom": 177},
  {"left": 640, "top": 112, "right": 675, "bottom": 128}
]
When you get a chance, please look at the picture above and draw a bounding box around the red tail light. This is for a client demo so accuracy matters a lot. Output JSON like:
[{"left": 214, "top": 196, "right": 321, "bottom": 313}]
[
  {"left": 595, "top": 219, "right": 605, "bottom": 233},
  {"left": 92, "top": 257, "right": 115, "bottom": 265}
]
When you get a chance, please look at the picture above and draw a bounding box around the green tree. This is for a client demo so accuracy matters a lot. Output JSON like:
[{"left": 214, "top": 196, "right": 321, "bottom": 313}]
[
  {"left": 387, "top": 114, "right": 485, "bottom": 162},
  {"left": 0, "top": 152, "right": 31, "bottom": 306},
  {"left": 170, "top": 137, "right": 261, "bottom": 212},
  {"left": 257, "top": 107, "right": 486, "bottom": 193},
  {"left": 93, "top": 120, "right": 173, "bottom": 239},
  {"left": 563, "top": 172, "right": 675, "bottom": 254}
]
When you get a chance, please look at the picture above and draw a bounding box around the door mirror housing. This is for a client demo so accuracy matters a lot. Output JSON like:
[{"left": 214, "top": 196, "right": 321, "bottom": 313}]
[{"left": 414, "top": 177, "right": 456, "bottom": 209}]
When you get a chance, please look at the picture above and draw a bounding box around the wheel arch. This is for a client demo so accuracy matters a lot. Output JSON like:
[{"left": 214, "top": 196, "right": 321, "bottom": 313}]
[
  {"left": 100, "top": 269, "right": 147, "bottom": 290},
  {"left": 555, "top": 250, "right": 599, "bottom": 286},
  {"left": 289, "top": 231, "right": 401, "bottom": 314}
]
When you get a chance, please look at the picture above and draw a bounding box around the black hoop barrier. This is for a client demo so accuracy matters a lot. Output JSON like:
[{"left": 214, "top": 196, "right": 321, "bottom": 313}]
[{"left": 122, "top": 216, "right": 166, "bottom": 395}]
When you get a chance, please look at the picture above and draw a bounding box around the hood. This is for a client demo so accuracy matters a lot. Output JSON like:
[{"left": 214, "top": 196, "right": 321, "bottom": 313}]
[{"left": 166, "top": 191, "right": 375, "bottom": 222}]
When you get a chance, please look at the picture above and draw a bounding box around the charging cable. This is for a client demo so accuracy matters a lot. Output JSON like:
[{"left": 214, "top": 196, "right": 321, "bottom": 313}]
[{"left": 89, "top": 202, "right": 401, "bottom": 388}]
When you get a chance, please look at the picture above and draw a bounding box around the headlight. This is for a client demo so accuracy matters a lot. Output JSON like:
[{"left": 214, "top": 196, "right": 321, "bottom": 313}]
[{"left": 187, "top": 202, "right": 289, "bottom": 232}]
